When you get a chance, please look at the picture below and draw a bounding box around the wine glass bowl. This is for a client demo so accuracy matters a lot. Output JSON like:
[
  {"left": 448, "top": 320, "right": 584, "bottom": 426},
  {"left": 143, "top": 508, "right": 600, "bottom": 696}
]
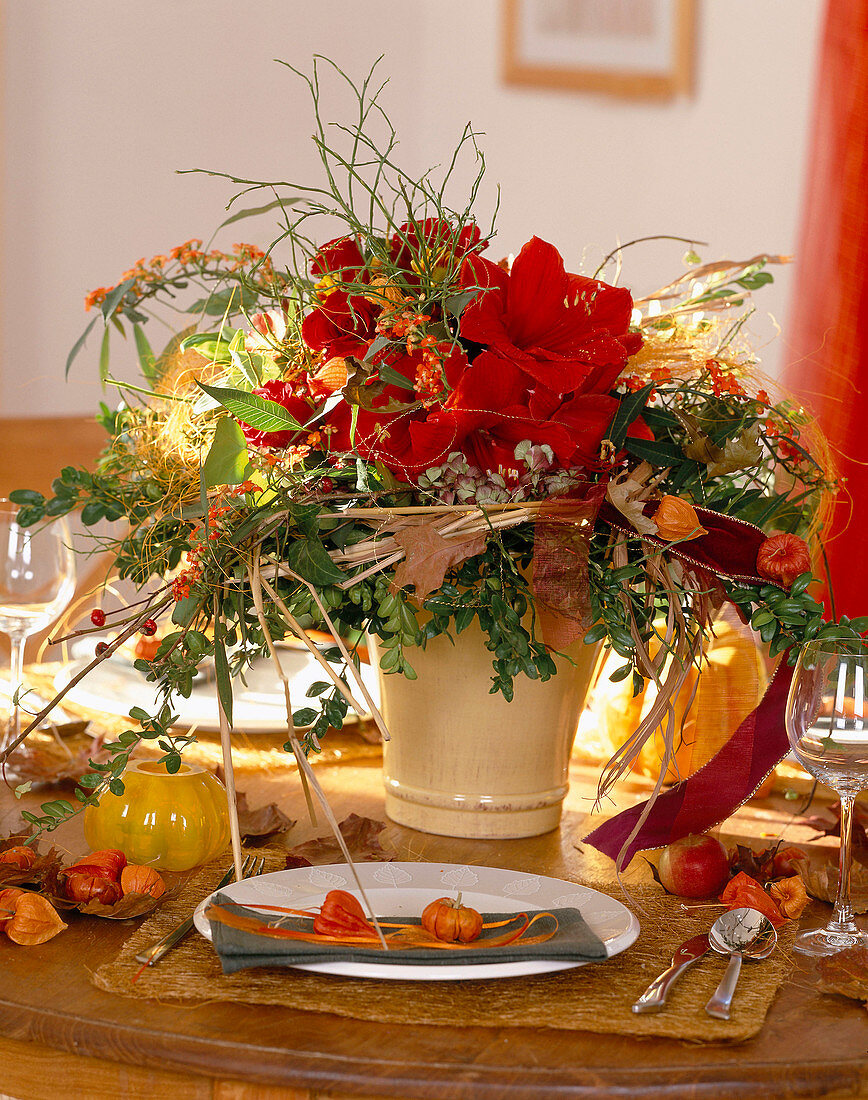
[
  {"left": 0, "top": 501, "right": 76, "bottom": 763},
  {"left": 786, "top": 639, "right": 868, "bottom": 956}
]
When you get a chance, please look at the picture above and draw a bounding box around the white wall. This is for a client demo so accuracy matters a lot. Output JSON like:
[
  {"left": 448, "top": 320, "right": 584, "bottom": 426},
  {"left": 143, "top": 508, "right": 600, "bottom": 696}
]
[{"left": 1, "top": 0, "right": 823, "bottom": 417}]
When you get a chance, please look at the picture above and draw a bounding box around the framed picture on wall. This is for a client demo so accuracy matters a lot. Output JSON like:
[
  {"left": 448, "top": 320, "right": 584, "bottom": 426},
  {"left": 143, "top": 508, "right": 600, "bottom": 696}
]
[{"left": 502, "top": 0, "right": 694, "bottom": 99}]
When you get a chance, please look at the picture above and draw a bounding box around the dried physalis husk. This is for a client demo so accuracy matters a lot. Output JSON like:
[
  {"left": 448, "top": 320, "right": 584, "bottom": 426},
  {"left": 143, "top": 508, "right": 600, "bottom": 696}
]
[
  {"left": 768, "top": 874, "right": 809, "bottom": 919},
  {"left": 0, "top": 846, "right": 36, "bottom": 871},
  {"left": 0, "top": 887, "right": 26, "bottom": 931},
  {"left": 652, "top": 495, "right": 708, "bottom": 543},
  {"left": 5, "top": 893, "right": 68, "bottom": 945},
  {"left": 120, "top": 864, "right": 166, "bottom": 900}
]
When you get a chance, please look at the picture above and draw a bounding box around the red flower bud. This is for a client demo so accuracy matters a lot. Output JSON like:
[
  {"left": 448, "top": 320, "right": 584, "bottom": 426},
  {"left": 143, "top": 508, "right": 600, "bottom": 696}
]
[
  {"left": 90, "top": 609, "right": 106, "bottom": 627},
  {"left": 756, "top": 532, "right": 812, "bottom": 587},
  {"left": 140, "top": 619, "right": 158, "bottom": 636}
]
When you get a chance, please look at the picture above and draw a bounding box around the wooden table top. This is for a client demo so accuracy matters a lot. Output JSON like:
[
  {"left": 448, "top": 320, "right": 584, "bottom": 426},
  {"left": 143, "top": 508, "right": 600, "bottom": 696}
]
[{"left": 1, "top": 738, "right": 866, "bottom": 1100}]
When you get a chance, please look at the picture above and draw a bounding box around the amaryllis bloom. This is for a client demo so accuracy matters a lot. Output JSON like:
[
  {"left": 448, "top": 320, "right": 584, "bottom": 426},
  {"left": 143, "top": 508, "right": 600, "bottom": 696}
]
[
  {"left": 238, "top": 381, "right": 313, "bottom": 449},
  {"left": 390, "top": 217, "right": 484, "bottom": 275},
  {"left": 310, "top": 235, "right": 368, "bottom": 285},
  {"left": 756, "top": 532, "right": 812, "bottom": 587},
  {"left": 301, "top": 291, "right": 378, "bottom": 359},
  {"left": 459, "top": 236, "right": 641, "bottom": 396},
  {"left": 302, "top": 236, "right": 378, "bottom": 359}
]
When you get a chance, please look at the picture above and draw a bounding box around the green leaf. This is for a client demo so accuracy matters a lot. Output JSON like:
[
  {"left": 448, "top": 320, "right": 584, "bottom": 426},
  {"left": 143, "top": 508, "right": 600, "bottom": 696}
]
[
  {"left": 213, "top": 618, "right": 234, "bottom": 727},
  {"left": 625, "top": 437, "right": 683, "bottom": 465},
  {"left": 133, "top": 323, "right": 157, "bottom": 382},
  {"left": 228, "top": 328, "right": 262, "bottom": 387},
  {"left": 607, "top": 385, "right": 654, "bottom": 450},
  {"left": 81, "top": 500, "right": 105, "bottom": 526},
  {"left": 218, "top": 196, "right": 299, "bottom": 229},
  {"left": 66, "top": 316, "right": 98, "bottom": 378},
  {"left": 188, "top": 285, "right": 260, "bottom": 316},
  {"left": 8, "top": 489, "right": 44, "bottom": 506},
  {"left": 202, "top": 417, "right": 250, "bottom": 487},
  {"left": 443, "top": 289, "right": 478, "bottom": 318},
  {"left": 99, "top": 324, "right": 111, "bottom": 385},
  {"left": 376, "top": 362, "right": 416, "bottom": 391},
  {"left": 171, "top": 595, "right": 201, "bottom": 626},
  {"left": 197, "top": 381, "right": 303, "bottom": 432},
  {"left": 292, "top": 707, "right": 318, "bottom": 726},
  {"left": 101, "top": 277, "right": 137, "bottom": 322},
  {"left": 283, "top": 537, "right": 346, "bottom": 586}
]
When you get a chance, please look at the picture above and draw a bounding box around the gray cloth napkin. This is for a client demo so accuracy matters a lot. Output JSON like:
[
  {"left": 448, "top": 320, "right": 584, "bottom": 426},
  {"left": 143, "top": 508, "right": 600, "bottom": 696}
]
[{"left": 207, "top": 892, "right": 608, "bottom": 975}]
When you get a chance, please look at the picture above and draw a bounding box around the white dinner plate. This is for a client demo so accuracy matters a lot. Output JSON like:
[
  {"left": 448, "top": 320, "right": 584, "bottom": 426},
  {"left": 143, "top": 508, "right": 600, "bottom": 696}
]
[
  {"left": 53, "top": 649, "right": 379, "bottom": 734},
  {"left": 193, "top": 861, "right": 640, "bottom": 981}
]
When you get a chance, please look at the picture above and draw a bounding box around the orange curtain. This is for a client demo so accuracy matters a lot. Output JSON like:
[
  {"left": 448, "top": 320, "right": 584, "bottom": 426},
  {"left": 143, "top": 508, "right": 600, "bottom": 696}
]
[{"left": 785, "top": 0, "right": 868, "bottom": 618}]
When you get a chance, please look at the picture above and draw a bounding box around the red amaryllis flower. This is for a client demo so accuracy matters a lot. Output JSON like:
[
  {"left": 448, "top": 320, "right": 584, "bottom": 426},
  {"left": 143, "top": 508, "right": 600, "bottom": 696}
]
[
  {"left": 390, "top": 217, "right": 484, "bottom": 274},
  {"left": 238, "top": 381, "right": 314, "bottom": 450},
  {"left": 756, "top": 532, "right": 812, "bottom": 587},
  {"left": 302, "top": 236, "right": 378, "bottom": 359},
  {"left": 459, "top": 236, "right": 641, "bottom": 396},
  {"left": 301, "top": 292, "right": 378, "bottom": 359},
  {"left": 310, "top": 235, "right": 368, "bottom": 284}
]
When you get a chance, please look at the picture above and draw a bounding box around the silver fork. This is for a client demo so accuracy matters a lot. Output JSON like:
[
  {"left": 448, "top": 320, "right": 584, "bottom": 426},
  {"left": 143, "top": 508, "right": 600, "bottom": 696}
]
[{"left": 134, "top": 853, "right": 265, "bottom": 967}]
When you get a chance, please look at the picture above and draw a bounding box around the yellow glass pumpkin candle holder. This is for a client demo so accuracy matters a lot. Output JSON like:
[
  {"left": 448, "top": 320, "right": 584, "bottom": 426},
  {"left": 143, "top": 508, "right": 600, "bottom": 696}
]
[{"left": 83, "top": 760, "right": 230, "bottom": 871}]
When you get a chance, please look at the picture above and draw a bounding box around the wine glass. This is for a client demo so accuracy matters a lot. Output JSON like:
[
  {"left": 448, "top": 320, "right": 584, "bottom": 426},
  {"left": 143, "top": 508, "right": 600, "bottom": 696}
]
[
  {"left": 0, "top": 501, "right": 76, "bottom": 770},
  {"left": 786, "top": 639, "right": 868, "bottom": 956}
]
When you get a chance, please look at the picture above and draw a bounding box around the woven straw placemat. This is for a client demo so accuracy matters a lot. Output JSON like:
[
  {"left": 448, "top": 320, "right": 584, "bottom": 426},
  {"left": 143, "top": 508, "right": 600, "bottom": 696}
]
[{"left": 92, "top": 852, "right": 796, "bottom": 1042}]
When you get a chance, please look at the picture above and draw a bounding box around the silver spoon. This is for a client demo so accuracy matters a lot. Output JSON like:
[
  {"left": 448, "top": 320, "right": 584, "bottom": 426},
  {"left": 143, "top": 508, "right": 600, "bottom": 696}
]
[{"left": 705, "top": 907, "right": 777, "bottom": 1020}]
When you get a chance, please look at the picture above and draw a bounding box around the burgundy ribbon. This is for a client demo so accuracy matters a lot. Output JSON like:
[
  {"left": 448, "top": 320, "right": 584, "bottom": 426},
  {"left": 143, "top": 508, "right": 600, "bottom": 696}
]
[{"left": 583, "top": 504, "right": 795, "bottom": 867}]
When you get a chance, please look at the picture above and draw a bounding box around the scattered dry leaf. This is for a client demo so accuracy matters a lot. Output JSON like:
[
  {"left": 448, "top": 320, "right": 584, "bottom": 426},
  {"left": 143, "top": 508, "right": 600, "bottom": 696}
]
[
  {"left": 798, "top": 861, "right": 868, "bottom": 914},
  {"left": 236, "top": 791, "right": 295, "bottom": 841},
  {"left": 672, "top": 409, "right": 725, "bottom": 464},
  {"left": 393, "top": 522, "right": 486, "bottom": 599},
  {"left": 606, "top": 463, "right": 658, "bottom": 536},
  {"left": 0, "top": 837, "right": 64, "bottom": 889},
  {"left": 815, "top": 945, "right": 868, "bottom": 1004},
  {"left": 77, "top": 891, "right": 169, "bottom": 920},
  {"left": 285, "top": 814, "right": 389, "bottom": 867},
  {"left": 706, "top": 424, "right": 764, "bottom": 477}
]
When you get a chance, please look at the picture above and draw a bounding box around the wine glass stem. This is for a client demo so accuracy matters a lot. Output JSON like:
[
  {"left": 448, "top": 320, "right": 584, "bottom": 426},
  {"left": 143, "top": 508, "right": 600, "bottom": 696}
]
[
  {"left": 831, "top": 792, "right": 856, "bottom": 931},
  {"left": 2, "top": 632, "right": 27, "bottom": 758}
]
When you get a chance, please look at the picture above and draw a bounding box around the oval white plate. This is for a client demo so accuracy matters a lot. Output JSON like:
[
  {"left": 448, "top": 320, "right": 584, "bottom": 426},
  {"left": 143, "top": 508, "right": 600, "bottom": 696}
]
[
  {"left": 194, "top": 861, "right": 639, "bottom": 981},
  {"left": 53, "top": 650, "right": 379, "bottom": 734}
]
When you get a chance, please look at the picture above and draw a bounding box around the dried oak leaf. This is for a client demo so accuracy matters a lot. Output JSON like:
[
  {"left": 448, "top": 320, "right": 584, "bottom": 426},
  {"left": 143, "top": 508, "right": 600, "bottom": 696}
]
[
  {"left": 815, "top": 945, "right": 868, "bottom": 1003},
  {"left": 706, "top": 424, "right": 764, "bottom": 478},
  {"left": 393, "top": 522, "right": 486, "bottom": 599},
  {"left": 0, "top": 838, "right": 64, "bottom": 889},
  {"left": 285, "top": 814, "right": 389, "bottom": 867},
  {"left": 605, "top": 463, "right": 658, "bottom": 536},
  {"left": 236, "top": 791, "right": 296, "bottom": 842},
  {"left": 76, "top": 890, "right": 170, "bottom": 920},
  {"left": 798, "top": 861, "right": 868, "bottom": 914}
]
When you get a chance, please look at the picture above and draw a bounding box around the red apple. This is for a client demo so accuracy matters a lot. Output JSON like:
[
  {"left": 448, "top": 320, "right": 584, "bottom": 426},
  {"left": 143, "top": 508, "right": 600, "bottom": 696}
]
[{"left": 656, "top": 833, "right": 730, "bottom": 898}]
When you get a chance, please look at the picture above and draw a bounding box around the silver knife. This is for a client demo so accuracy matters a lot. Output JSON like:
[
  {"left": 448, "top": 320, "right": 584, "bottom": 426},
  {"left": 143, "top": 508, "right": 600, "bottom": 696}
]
[{"left": 631, "top": 932, "right": 710, "bottom": 1013}]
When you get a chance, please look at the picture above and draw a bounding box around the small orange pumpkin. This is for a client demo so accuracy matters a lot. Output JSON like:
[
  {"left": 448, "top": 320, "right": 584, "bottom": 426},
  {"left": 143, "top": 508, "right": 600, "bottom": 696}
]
[
  {"left": 5, "top": 893, "right": 67, "bottom": 945},
  {"left": 421, "top": 895, "right": 483, "bottom": 943},
  {"left": 119, "top": 864, "right": 166, "bottom": 899}
]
